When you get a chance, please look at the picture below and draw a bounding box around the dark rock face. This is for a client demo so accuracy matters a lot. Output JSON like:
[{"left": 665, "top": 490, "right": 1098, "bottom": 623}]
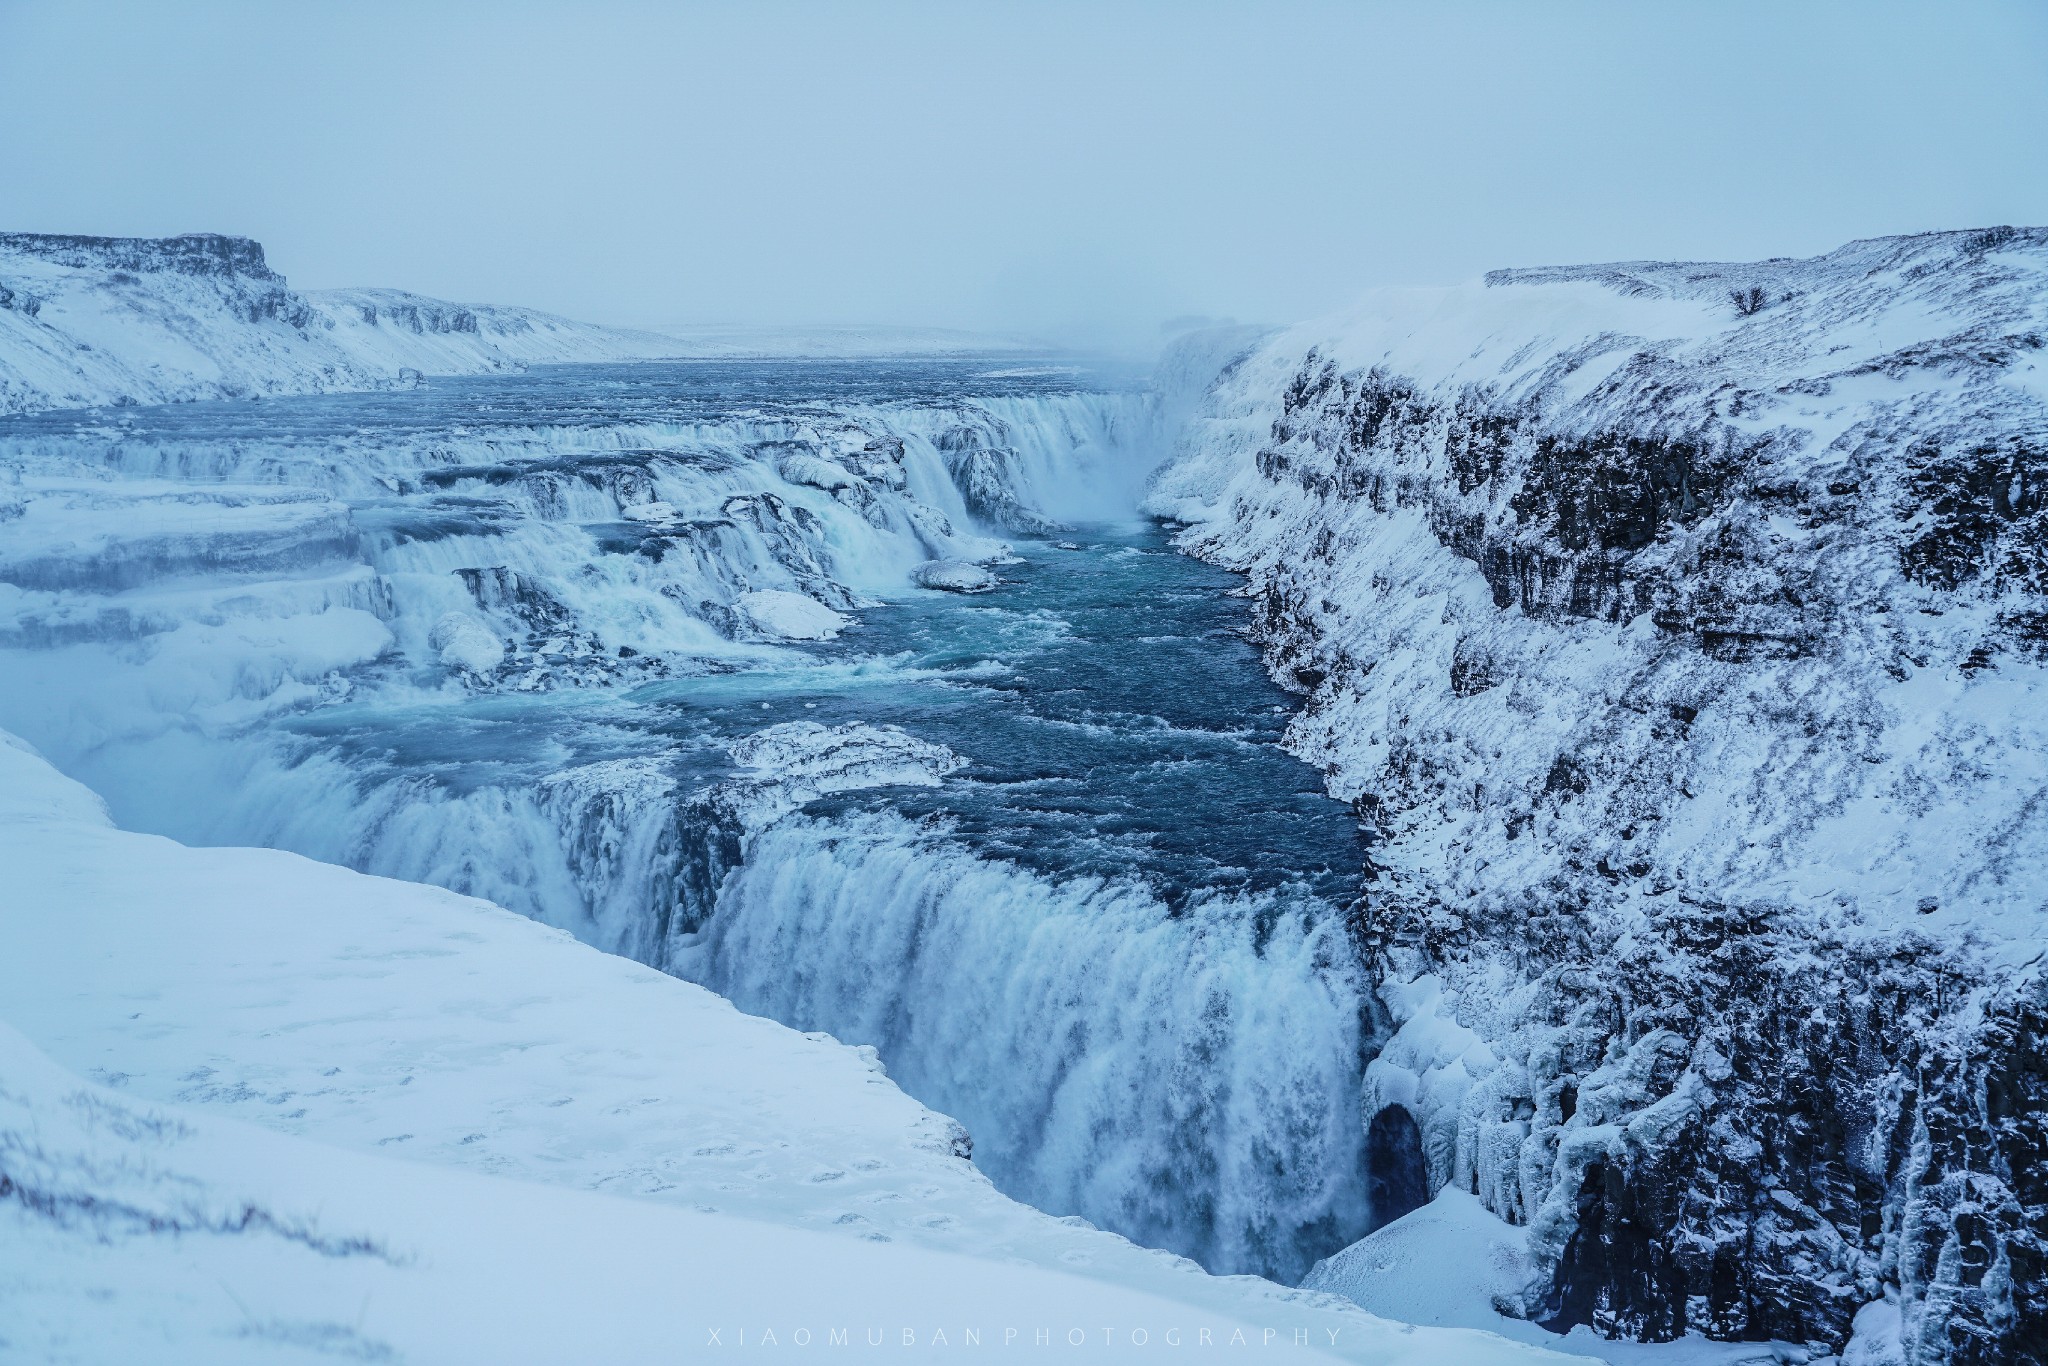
[
  {"left": 1440, "top": 901, "right": 2048, "bottom": 1360},
  {"left": 0, "top": 232, "right": 281, "bottom": 280},
  {"left": 358, "top": 299, "right": 481, "bottom": 336},
  {"left": 455, "top": 565, "right": 572, "bottom": 633},
  {"left": 1263, "top": 355, "right": 2048, "bottom": 1359},
  {"left": 1270, "top": 359, "right": 1794, "bottom": 639},
  {"left": 0, "top": 282, "right": 41, "bottom": 316},
  {"left": 944, "top": 443, "right": 1065, "bottom": 534},
  {"left": 1899, "top": 437, "right": 2048, "bottom": 595},
  {"left": 1363, "top": 1105, "right": 1428, "bottom": 1233},
  {"left": 1163, "top": 229, "right": 2048, "bottom": 1364},
  {"left": 936, "top": 421, "right": 1067, "bottom": 534}
]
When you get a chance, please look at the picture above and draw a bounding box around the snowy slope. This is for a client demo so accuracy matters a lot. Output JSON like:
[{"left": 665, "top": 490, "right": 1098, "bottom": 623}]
[
  {"left": 307, "top": 285, "right": 685, "bottom": 371},
  {"left": 0, "top": 730, "right": 1566, "bottom": 1365},
  {"left": 0, "top": 233, "right": 696, "bottom": 414},
  {"left": 1151, "top": 228, "right": 2048, "bottom": 1364},
  {"left": 0, "top": 233, "right": 1060, "bottom": 416},
  {"left": 0, "top": 1021, "right": 1317, "bottom": 1365}
]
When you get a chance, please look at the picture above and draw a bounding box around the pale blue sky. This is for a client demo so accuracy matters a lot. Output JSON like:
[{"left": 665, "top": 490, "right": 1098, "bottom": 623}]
[{"left": 3, "top": 0, "right": 2044, "bottom": 347}]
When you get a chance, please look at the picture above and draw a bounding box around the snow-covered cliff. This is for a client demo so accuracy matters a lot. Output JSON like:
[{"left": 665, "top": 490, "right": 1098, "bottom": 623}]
[
  {"left": 0, "top": 232, "right": 695, "bottom": 413},
  {"left": 1152, "top": 228, "right": 2048, "bottom": 1365}
]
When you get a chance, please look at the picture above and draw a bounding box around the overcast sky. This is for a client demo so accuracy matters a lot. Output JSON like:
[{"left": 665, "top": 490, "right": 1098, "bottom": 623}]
[{"left": 3, "top": 0, "right": 2045, "bottom": 348}]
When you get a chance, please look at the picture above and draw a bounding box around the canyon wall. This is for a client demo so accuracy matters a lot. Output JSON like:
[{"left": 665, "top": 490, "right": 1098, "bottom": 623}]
[{"left": 1153, "top": 228, "right": 2048, "bottom": 1364}]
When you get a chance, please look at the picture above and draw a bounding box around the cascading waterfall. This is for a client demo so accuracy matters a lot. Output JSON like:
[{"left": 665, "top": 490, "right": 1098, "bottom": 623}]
[
  {"left": 93, "top": 728, "right": 1378, "bottom": 1282},
  {"left": 0, "top": 359, "right": 1382, "bottom": 1287},
  {"left": 672, "top": 811, "right": 1370, "bottom": 1283}
]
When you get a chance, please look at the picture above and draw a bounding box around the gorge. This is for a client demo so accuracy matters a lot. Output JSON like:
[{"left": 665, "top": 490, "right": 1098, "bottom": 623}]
[{"left": 2, "top": 227, "right": 2044, "bottom": 1366}]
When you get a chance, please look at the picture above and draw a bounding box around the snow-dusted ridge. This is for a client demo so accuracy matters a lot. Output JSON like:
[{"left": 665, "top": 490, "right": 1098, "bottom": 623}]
[
  {"left": 0, "top": 232, "right": 1047, "bottom": 416},
  {"left": 1152, "top": 227, "right": 2048, "bottom": 1364},
  {"left": 0, "top": 232, "right": 699, "bottom": 414}
]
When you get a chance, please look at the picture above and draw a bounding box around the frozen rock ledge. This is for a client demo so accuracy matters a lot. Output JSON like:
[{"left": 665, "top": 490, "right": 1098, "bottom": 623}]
[{"left": 710, "top": 720, "right": 965, "bottom": 828}]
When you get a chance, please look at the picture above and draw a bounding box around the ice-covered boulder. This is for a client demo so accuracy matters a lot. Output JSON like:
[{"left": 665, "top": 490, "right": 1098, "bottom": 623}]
[
  {"left": 776, "top": 451, "right": 858, "bottom": 491},
  {"left": 619, "top": 500, "right": 680, "bottom": 524},
  {"left": 709, "top": 720, "right": 964, "bottom": 829},
  {"left": 429, "top": 610, "right": 505, "bottom": 675},
  {"left": 733, "top": 589, "right": 848, "bottom": 641},
  {"left": 911, "top": 558, "right": 997, "bottom": 593}
]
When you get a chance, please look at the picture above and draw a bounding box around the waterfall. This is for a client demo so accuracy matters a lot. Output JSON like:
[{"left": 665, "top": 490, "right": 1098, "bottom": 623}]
[
  {"left": 672, "top": 810, "right": 1371, "bottom": 1282},
  {"left": 0, "top": 366, "right": 1376, "bottom": 1288}
]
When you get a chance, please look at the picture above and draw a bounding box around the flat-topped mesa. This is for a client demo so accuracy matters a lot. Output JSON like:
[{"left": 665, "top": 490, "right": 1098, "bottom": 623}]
[{"left": 0, "top": 231, "right": 282, "bottom": 281}]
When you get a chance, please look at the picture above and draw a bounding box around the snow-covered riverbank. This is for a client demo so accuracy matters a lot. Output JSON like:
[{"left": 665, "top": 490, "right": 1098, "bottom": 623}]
[{"left": 0, "top": 233, "right": 1043, "bottom": 416}]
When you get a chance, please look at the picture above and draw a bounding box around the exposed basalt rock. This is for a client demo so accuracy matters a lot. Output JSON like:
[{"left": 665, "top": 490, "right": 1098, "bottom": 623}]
[
  {"left": 0, "top": 282, "right": 42, "bottom": 317},
  {"left": 1156, "top": 227, "right": 2048, "bottom": 1364},
  {"left": 418, "top": 449, "right": 700, "bottom": 513},
  {"left": 944, "top": 443, "right": 1067, "bottom": 535},
  {"left": 934, "top": 417, "right": 1070, "bottom": 534},
  {"left": 356, "top": 299, "right": 479, "bottom": 335},
  {"left": 1350, "top": 892, "right": 2048, "bottom": 1362},
  {"left": 1267, "top": 361, "right": 1780, "bottom": 631},
  {"left": 1372, "top": 892, "right": 2038, "bottom": 1351},
  {"left": 0, "top": 232, "right": 283, "bottom": 280},
  {"left": 1899, "top": 437, "right": 2048, "bottom": 595}
]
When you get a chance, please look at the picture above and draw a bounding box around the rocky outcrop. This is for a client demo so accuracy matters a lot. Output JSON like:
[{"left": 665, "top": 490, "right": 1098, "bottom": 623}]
[
  {"left": 0, "top": 232, "right": 283, "bottom": 279},
  {"left": 1155, "top": 228, "right": 2048, "bottom": 1363}
]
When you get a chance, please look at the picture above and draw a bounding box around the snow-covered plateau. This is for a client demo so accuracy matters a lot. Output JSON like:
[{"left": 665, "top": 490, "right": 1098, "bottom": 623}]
[
  {"left": 0, "top": 227, "right": 2042, "bottom": 1366},
  {"left": 0, "top": 233, "right": 1044, "bottom": 416}
]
